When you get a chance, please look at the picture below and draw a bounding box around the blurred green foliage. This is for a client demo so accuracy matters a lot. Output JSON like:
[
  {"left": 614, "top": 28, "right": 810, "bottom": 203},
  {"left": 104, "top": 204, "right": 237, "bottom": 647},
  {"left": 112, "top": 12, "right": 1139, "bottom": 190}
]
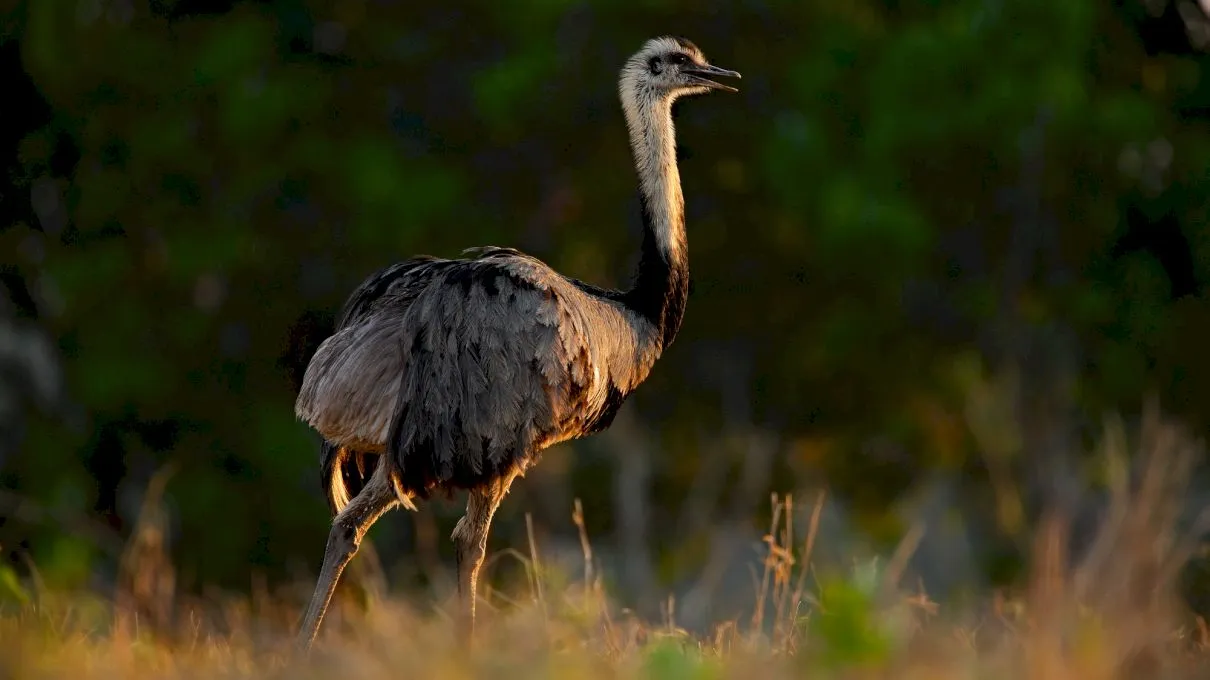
[
  {"left": 1, "top": 0, "right": 1209, "bottom": 616},
  {"left": 808, "top": 563, "right": 894, "bottom": 670},
  {"left": 0, "top": 564, "right": 30, "bottom": 608},
  {"left": 640, "top": 639, "right": 723, "bottom": 680}
]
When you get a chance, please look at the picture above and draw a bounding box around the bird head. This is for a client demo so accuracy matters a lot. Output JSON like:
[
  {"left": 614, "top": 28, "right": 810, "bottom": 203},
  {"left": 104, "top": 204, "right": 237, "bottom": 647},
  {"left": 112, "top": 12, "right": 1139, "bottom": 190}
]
[{"left": 620, "top": 36, "right": 741, "bottom": 104}]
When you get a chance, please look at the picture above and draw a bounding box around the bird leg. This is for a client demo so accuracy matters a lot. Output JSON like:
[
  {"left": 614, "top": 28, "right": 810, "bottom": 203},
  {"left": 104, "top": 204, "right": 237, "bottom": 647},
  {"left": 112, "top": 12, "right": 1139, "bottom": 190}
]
[
  {"left": 295, "top": 467, "right": 400, "bottom": 652},
  {"left": 450, "top": 467, "right": 520, "bottom": 645}
]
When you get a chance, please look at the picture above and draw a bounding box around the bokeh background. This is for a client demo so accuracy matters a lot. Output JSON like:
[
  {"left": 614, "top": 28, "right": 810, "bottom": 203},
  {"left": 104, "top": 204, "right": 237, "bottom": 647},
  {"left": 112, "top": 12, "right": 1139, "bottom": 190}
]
[{"left": 2, "top": 0, "right": 1210, "bottom": 632}]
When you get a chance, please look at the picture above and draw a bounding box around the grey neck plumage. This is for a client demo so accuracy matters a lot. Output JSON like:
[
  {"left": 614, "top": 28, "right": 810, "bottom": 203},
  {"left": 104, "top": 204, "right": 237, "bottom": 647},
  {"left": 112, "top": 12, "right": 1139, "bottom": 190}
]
[{"left": 619, "top": 88, "right": 691, "bottom": 350}]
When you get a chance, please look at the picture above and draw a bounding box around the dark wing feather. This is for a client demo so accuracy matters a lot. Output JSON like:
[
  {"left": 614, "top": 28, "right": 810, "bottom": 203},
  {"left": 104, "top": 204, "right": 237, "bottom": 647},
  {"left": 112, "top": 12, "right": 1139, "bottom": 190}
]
[
  {"left": 386, "top": 249, "right": 650, "bottom": 496},
  {"left": 333, "top": 256, "right": 445, "bottom": 329},
  {"left": 299, "top": 256, "right": 454, "bottom": 456},
  {"left": 306, "top": 256, "right": 449, "bottom": 511}
]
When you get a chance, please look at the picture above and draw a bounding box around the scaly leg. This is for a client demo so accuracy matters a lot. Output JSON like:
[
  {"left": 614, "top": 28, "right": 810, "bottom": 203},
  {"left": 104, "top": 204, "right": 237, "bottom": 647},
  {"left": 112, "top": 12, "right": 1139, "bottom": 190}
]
[
  {"left": 451, "top": 467, "right": 521, "bottom": 645},
  {"left": 295, "top": 467, "right": 400, "bottom": 652}
]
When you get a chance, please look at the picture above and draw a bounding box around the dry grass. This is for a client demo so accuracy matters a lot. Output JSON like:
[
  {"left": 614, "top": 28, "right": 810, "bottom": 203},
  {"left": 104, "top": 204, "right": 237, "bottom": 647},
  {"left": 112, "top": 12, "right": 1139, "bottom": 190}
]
[{"left": 4, "top": 405, "right": 1210, "bottom": 679}]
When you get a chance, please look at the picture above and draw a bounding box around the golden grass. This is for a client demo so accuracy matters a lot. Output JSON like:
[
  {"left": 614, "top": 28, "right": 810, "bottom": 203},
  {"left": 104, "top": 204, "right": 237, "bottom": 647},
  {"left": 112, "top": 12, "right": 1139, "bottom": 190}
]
[{"left": 3, "top": 405, "right": 1210, "bottom": 679}]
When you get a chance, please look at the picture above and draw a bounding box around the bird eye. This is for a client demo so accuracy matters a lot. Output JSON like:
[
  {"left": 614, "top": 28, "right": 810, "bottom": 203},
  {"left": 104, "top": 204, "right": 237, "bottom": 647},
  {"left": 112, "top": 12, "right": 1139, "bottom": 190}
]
[{"left": 670, "top": 53, "right": 688, "bottom": 65}]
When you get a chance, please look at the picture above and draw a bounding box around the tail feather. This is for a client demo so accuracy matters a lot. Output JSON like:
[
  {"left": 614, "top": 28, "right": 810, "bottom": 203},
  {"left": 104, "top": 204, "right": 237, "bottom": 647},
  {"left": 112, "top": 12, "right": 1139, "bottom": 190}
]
[{"left": 320, "top": 442, "right": 379, "bottom": 514}]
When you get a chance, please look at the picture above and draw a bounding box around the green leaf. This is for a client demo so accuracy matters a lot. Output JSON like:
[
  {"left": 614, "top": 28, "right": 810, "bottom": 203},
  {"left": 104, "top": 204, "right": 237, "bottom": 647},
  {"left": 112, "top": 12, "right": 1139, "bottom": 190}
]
[
  {"left": 810, "top": 572, "right": 892, "bottom": 669},
  {"left": 641, "top": 639, "right": 721, "bottom": 680},
  {"left": 0, "top": 565, "right": 31, "bottom": 608}
]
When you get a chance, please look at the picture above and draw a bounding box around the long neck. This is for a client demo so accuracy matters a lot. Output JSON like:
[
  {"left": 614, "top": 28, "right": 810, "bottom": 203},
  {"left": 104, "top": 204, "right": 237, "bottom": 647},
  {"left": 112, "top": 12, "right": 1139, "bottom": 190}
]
[{"left": 622, "top": 96, "right": 690, "bottom": 350}]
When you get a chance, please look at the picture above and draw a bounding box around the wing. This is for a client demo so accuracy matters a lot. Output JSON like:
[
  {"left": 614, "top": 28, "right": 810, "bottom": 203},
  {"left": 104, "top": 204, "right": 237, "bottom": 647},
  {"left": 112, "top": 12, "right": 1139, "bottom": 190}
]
[
  {"left": 333, "top": 256, "right": 445, "bottom": 330},
  {"left": 387, "top": 248, "right": 648, "bottom": 495},
  {"left": 296, "top": 256, "right": 456, "bottom": 450}
]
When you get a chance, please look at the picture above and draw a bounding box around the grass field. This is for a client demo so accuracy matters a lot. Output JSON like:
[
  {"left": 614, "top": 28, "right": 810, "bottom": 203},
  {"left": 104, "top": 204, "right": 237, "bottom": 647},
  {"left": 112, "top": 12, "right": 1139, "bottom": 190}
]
[{"left": 3, "top": 410, "right": 1210, "bottom": 679}]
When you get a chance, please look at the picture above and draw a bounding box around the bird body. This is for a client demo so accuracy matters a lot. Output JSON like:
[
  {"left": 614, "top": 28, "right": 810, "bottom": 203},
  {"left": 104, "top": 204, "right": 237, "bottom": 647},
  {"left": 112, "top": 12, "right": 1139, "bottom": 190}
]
[
  {"left": 296, "top": 246, "right": 663, "bottom": 507},
  {"left": 292, "top": 36, "right": 739, "bottom": 651}
]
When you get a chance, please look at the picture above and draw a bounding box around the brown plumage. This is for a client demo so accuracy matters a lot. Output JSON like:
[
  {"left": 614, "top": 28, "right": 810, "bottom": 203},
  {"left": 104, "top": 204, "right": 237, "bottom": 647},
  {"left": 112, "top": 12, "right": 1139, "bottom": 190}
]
[{"left": 293, "top": 36, "right": 740, "bottom": 650}]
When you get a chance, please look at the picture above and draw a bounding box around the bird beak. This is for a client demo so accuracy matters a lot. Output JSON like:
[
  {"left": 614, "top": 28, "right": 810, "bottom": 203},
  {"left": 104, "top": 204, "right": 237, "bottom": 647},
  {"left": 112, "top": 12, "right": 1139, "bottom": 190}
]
[{"left": 682, "top": 63, "right": 742, "bottom": 92}]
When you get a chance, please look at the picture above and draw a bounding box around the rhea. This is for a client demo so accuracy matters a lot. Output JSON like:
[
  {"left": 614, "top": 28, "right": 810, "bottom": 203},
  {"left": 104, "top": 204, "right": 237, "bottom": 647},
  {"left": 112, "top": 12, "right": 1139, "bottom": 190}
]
[{"left": 293, "top": 36, "right": 739, "bottom": 649}]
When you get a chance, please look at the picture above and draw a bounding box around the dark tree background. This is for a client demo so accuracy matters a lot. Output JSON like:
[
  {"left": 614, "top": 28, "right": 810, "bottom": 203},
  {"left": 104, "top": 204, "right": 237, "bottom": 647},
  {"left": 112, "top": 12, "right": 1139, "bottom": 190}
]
[{"left": 2, "top": 0, "right": 1209, "bottom": 629}]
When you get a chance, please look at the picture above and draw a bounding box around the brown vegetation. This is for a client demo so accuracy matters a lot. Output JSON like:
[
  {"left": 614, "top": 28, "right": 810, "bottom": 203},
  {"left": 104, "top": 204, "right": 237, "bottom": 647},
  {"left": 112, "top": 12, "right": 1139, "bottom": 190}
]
[{"left": 3, "top": 406, "right": 1209, "bottom": 679}]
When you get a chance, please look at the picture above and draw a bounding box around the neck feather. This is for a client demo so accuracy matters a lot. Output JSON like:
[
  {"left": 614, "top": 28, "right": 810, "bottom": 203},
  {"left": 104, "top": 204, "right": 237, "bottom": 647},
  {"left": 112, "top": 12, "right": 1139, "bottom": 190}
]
[{"left": 621, "top": 95, "right": 690, "bottom": 349}]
